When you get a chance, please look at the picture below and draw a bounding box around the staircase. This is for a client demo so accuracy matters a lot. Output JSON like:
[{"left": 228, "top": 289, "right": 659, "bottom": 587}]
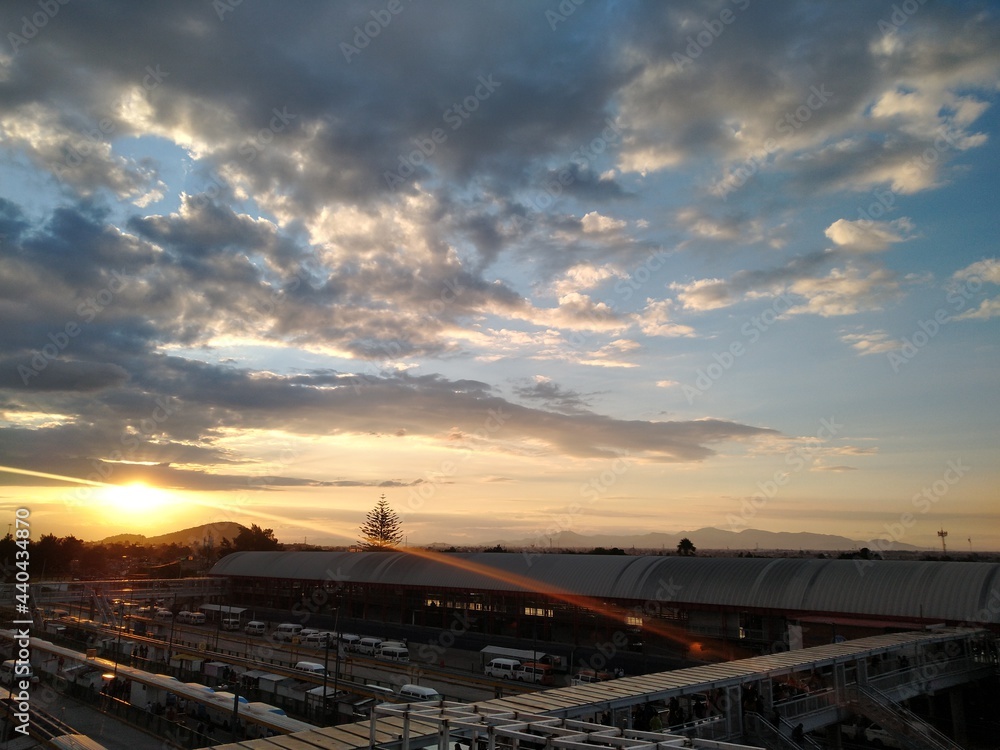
[
  {"left": 91, "top": 586, "right": 121, "bottom": 628},
  {"left": 744, "top": 712, "right": 823, "bottom": 750},
  {"left": 848, "top": 684, "right": 963, "bottom": 750}
]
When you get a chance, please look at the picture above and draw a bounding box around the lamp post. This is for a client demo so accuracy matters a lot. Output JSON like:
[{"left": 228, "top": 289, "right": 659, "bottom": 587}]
[
  {"left": 230, "top": 680, "right": 242, "bottom": 741},
  {"left": 321, "top": 607, "right": 340, "bottom": 725},
  {"left": 113, "top": 584, "right": 132, "bottom": 680}
]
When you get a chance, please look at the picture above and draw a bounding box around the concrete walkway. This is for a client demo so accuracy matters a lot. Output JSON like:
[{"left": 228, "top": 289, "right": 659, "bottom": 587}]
[{"left": 40, "top": 694, "right": 167, "bottom": 750}]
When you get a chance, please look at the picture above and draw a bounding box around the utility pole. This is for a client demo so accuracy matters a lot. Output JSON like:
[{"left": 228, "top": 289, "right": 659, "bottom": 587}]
[{"left": 937, "top": 528, "right": 948, "bottom": 554}]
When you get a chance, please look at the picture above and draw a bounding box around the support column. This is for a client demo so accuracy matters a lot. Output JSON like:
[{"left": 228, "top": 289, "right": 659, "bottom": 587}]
[
  {"left": 725, "top": 685, "right": 743, "bottom": 737},
  {"left": 833, "top": 663, "right": 847, "bottom": 702},
  {"left": 949, "top": 686, "right": 967, "bottom": 748},
  {"left": 828, "top": 722, "right": 843, "bottom": 750}
]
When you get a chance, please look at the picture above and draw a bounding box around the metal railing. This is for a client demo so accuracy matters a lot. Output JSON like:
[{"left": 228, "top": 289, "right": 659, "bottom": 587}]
[
  {"left": 745, "top": 712, "right": 822, "bottom": 750},
  {"left": 854, "top": 684, "right": 963, "bottom": 750}
]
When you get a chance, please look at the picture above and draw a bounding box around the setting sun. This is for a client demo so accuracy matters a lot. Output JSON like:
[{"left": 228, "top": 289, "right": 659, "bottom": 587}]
[{"left": 100, "top": 482, "right": 172, "bottom": 516}]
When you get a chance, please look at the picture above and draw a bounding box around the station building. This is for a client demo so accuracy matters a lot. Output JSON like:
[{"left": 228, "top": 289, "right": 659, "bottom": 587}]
[{"left": 209, "top": 551, "right": 1000, "bottom": 654}]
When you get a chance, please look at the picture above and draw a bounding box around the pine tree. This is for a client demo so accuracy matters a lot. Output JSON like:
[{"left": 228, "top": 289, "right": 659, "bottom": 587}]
[
  {"left": 358, "top": 494, "right": 404, "bottom": 550},
  {"left": 676, "top": 537, "right": 696, "bottom": 556}
]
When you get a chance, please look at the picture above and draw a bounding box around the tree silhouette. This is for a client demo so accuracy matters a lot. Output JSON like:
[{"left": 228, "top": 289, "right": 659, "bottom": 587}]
[
  {"left": 359, "top": 494, "right": 403, "bottom": 550},
  {"left": 231, "top": 524, "right": 282, "bottom": 551},
  {"left": 676, "top": 537, "right": 696, "bottom": 556}
]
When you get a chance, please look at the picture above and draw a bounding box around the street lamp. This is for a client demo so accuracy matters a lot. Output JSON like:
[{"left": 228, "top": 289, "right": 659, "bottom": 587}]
[
  {"left": 321, "top": 607, "right": 341, "bottom": 725},
  {"left": 112, "top": 586, "right": 132, "bottom": 680}
]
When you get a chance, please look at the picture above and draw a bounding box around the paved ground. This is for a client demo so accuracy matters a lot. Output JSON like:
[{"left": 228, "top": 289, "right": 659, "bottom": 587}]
[{"left": 40, "top": 695, "right": 165, "bottom": 750}]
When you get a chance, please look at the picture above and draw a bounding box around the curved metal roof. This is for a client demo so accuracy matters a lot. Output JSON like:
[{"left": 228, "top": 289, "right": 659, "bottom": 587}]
[{"left": 209, "top": 551, "right": 1000, "bottom": 624}]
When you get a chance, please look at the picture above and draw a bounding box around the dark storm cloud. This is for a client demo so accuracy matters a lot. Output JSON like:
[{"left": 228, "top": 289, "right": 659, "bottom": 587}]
[
  {"left": 512, "top": 379, "right": 595, "bottom": 415},
  {"left": 0, "top": 358, "right": 128, "bottom": 392}
]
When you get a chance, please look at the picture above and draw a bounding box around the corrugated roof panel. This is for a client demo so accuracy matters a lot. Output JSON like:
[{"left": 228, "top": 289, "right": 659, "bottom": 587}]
[{"left": 209, "top": 551, "right": 1000, "bottom": 624}]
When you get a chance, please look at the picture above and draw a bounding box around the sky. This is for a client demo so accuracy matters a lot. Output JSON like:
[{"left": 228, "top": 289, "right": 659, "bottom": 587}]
[{"left": 0, "top": 0, "right": 998, "bottom": 551}]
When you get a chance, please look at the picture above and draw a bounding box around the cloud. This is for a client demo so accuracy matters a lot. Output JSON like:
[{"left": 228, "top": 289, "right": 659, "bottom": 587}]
[
  {"left": 839, "top": 329, "right": 903, "bottom": 356},
  {"left": 787, "top": 265, "right": 904, "bottom": 317},
  {"left": 954, "top": 258, "right": 1000, "bottom": 286},
  {"left": 824, "top": 217, "right": 917, "bottom": 252},
  {"left": 954, "top": 297, "right": 1000, "bottom": 321},
  {"left": 634, "top": 299, "right": 696, "bottom": 338},
  {"left": 0, "top": 358, "right": 130, "bottom": 392},
  {"left": 580, "top": 211, "right": 627, "bottom": 234},
  {"left": 512, "top": 377, "right": 594, "bottom": 415}
]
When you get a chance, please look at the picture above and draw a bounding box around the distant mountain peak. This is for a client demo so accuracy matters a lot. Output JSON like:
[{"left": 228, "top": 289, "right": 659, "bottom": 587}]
[
  {"left": 497, "top": 526, "right": 921, "bottom": 552},
  {"left": 98, "top": 521, "right": 247, "bottom": 546}
]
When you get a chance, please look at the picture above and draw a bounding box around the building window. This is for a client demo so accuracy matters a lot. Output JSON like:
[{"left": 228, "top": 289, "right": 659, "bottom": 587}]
[{"left": 524, "top": 607, "right": 554, "bottom": 617}]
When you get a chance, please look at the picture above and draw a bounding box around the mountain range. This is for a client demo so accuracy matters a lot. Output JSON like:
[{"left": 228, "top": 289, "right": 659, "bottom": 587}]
[
  {"left": 99, "top": 522, "right": 247, "bottom": 547},
  {"left": 482, "top": 527, "right": 923, "bottom": 552}
]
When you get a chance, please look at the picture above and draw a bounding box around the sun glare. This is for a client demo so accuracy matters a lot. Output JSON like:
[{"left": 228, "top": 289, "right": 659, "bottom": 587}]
[{"left": 101, "top": 482, "right": 171, "bottom": 515}]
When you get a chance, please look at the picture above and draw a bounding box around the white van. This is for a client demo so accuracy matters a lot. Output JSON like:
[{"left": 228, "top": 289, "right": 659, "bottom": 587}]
[
  {"left": 245, "top": 620, "right": 267, "bottom": 636},
  {"left": 303, "top": 631, "right": 336, "bottom": 647},
  {"left": 340, "top": 633, "right": 361, "bottom": 651},
  {"left": 358, "top": 636, "right": 383, "bottom": 655},
  {"left": 485, "top": 658, "right": 521, "bottom": 679},
  {"left": 515, "top": 662, "right": 553, "bottom": 685},
  {"left": 154, "top": 609, "right": 173, "bottom": 621},
  {"left": 273, "top": 623, "right": 303, "bottom": 642},
  {"left": 294, "top": 661, "right": 327, "bottom": 676},
  {"left": 177, "top": 611, "right": 206, "bottom": 625},
  {"left": 379, "top": 645, "right": 409, "bottom": 663},
  {"left": 399, "top": 684, "right": 442, "bottom": 702},
  {"left": 221, "top": 618, "right": 241, "bottom": 631}
]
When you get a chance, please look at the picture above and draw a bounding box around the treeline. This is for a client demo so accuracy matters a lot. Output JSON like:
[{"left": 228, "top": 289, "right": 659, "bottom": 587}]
[{"left": 0, "top": 523, "right": 282, "bottom": 581}]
